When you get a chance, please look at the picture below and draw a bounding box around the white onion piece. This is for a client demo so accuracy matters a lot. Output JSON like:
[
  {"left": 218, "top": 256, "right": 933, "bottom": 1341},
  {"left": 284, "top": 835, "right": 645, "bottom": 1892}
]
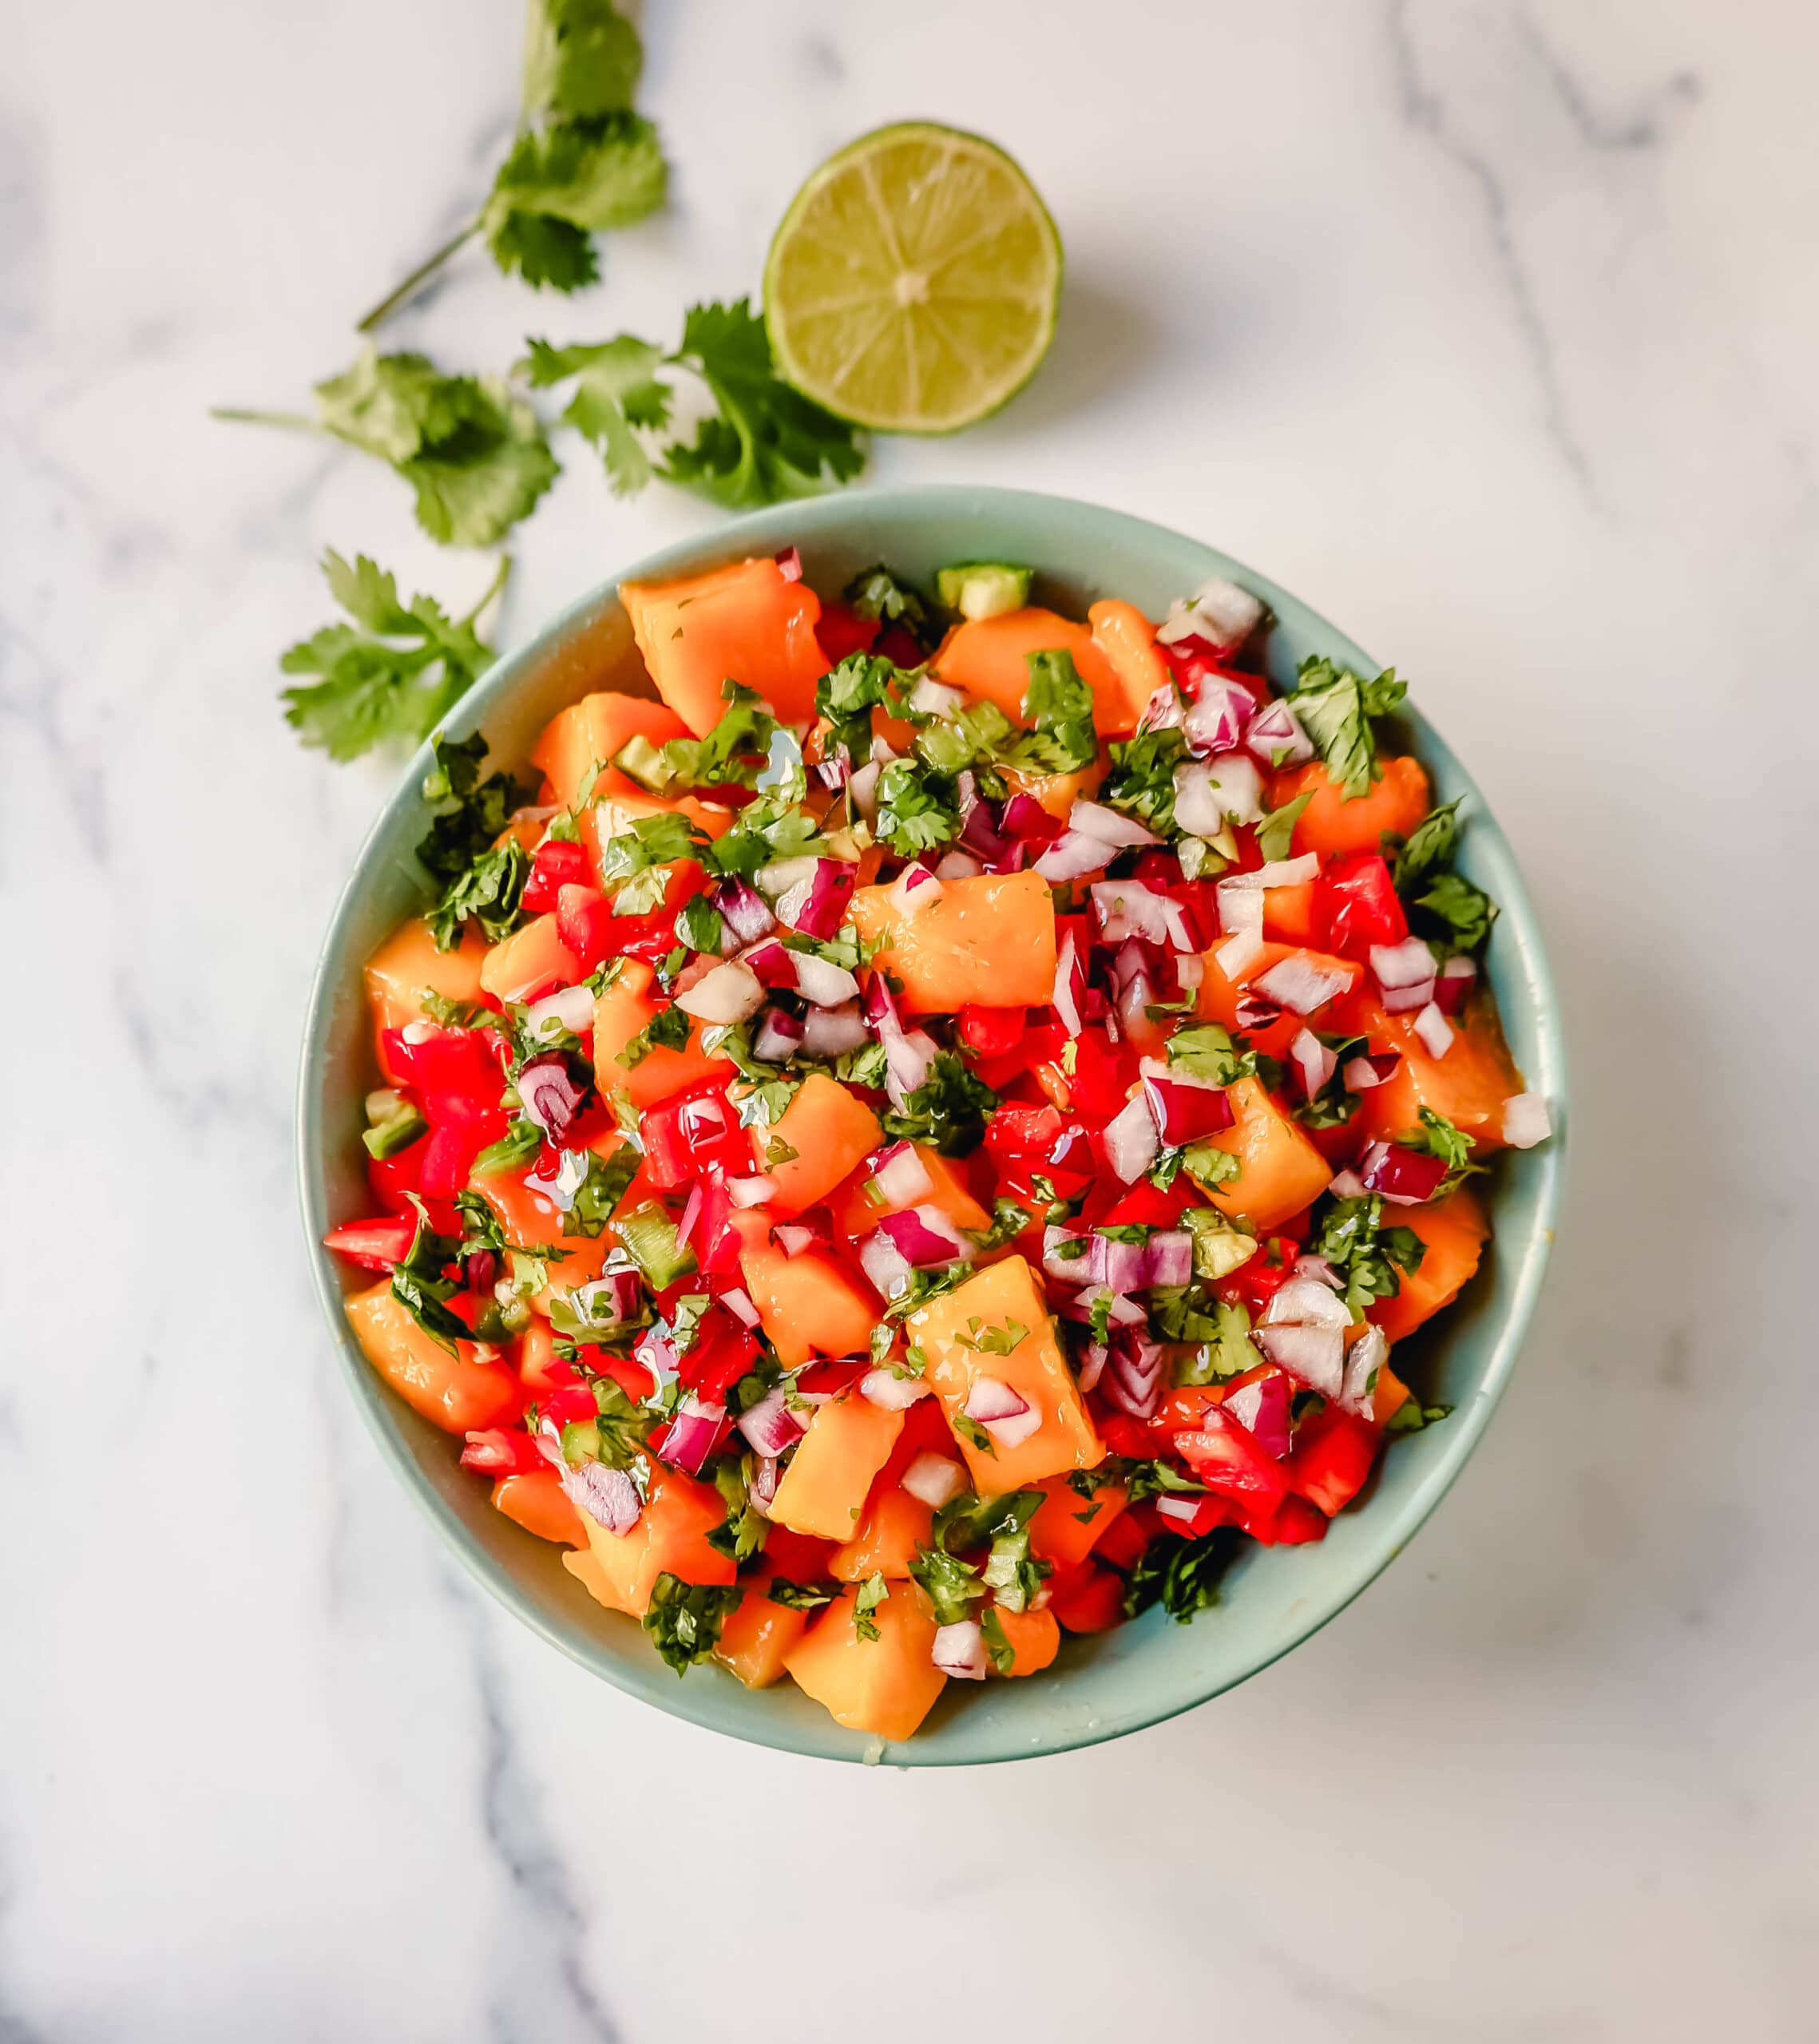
[
  {"left": 1041, "top": 1226, "right": 1089, "bottom": 1283},
  {"left": 1215, "top": 878, "right": 1265, "bottom": 937},
  {"left": 902, "top": 1452, "right": 969, "bottom": 1510},
  {"left": 1033, "top": 830, "right": 1115, "bottom": 882},
  {"left": 1265, "top": 1275, "right": 1353, "bottom": 1333},
  {"left": 1052, "top": 929, "right": 1085, "bottom": 1038},
  {"left": 1290, "top": 1028, "right": 1338, "bottom": 1100},
  {"left": 1254, "top": 954, "right": 1351, "bottom": 1016},
  {"left": 676, "top": 959, "right": 765, "bottom": 1024},
  {"left": 522, "top": 983, "right": 599, "bottom": 1040},
  {"left": 1252, "top": 1322, "right": 1345, "bottom": 1396},
  {"left": 800, "top": 1002, "right": 871, "bottom": 1058},
  {"left": 870, "top": 1145, "right": 935, "bottom": 1208},
  {"left": 1092, "top": 879, "right": 1178, "bottom": 948},
  {"left": 1501, "top": 1093, "right": 1551, "bottom": 1148},
  {"left": 883, "top": 1026, "right": 938, "bottom": 1109},
  {"left": 1291, "top": 1253, "right": 1343, "bottom": 1290},
  {"left": 858, "top": 1229, "right": 913, "bottom": 1301},
  {"left": 1156, "top": 575, "right": 1264, "bottom": 653},
  {"left": 1340, "top": 1324, "right": 1389, "bottom": 1416},
  {"left": 737, "top": 1384, "right": 806, "bottom": 1458},
  {"left": 1139, "top": 683, "right": 1184, "bottom": 732},
  {"left": 1076, "top": 1342, "right": 1108, "bottom": 1393},
  {"left": 933, "top": 1620, "right": 989, "bottom": 1681},
  {"left": 1102, "top": 1091, "right": 1161, "bottom": 1182},
  {"left": 1176, "top": 954, "right": 1205, "bottom": 992},
  {"left": 983, "top": 1405, "right": 1042, "bottom": 1450},
  {"left": 1343, "top": 1056, "right": 1386, "bottom": 1091},
  {"left": 892, "top": 863, "right": 944, "bottom": 915},
  {"left": 1068, "top": 798, "right": 1159, "bottom": 848},
  {"left": 860, "top": 1367, "right": 932, "bottom": 1411},
  {"left": 964, "top": 1377, "right": 1029, "bottom": 1424},
  {"left": 1234, "top": 854, "right": 1320, "bottom": 891},
  {"left": 1182, "top": 675, "right": 1255, "bottom": 755},
  {"left": 847, "top": 759, "right": 882, "bottom": 823},
  {"left": 755, "top": 854, "right": 822, "bottom": 901},
  {"left": 1413, "top": 1001, "right": 1455, "bottom": 1059},
  {"left": 1214, "top": 925, "right": 1266, "bottom": 982},
  {"left": 719, "top": 1286, "right": 761, "bottom": 1328},
  {"left": 791, "top": 950, "right": 861, "bottom": 1008},
  {"left": 1245, "top": 699, "right": 1314, "bottom": 768},
  {"left": 1329, "top": 1169, "right": 1366, "bottom": 1198},
  {"left": 726, "top": 1173, "right": 778, "bottom": 1209}
]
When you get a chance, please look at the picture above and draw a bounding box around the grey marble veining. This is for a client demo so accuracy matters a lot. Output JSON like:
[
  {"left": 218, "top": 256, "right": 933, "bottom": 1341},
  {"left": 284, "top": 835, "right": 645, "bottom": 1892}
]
[{"left": 2, "top": 1, "right": 1816, "bottom": 2038}]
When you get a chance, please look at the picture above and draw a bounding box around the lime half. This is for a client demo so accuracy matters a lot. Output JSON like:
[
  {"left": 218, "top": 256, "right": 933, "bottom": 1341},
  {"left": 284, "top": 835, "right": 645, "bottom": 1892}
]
[{"left": 764, "top": 122, "right": 1063, "bottom": 436}]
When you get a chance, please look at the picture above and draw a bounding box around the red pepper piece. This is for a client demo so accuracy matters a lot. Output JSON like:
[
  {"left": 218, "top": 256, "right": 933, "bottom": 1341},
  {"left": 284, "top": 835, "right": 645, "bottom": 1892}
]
[
  {"left": 459, "top": 1428, "right": 547, "bottom": 1476},
  {"left": 678, "top": 1313, "right": 760, "bottom": 1404},
  {"left": 323, "top": 1216, "right": 418, "bottom": 1270},
  {"left": 521, "top": 838, "right": 595, "bottom": 916},
  {"left": 1314, "top": 852, "right": 1409, "bottom": 960},
  {"left": 1288, "top": 1408, "right": 1381, "bottom": 1516},
  {"left": 814, "top": 602, "right": 882, "bottom": 665},
  {"left": 1175, "top": 1409, "right": 1293, "bottom": 1510},
  {"left": 641, "top": 1075, "right": 754, "bottom": 1191},
  {"left": 381, "top": 1027, "right": 506, "bottom": 1115},
  {"left": 956, "top": 1004, "right": 1028, "bottom": 1057}
]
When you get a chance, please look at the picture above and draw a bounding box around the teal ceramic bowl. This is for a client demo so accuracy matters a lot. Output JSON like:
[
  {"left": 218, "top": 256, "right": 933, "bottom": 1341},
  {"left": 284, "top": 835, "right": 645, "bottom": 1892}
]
[{"left": 299, "top": 486, "right": 1566, "bottom": 1765}]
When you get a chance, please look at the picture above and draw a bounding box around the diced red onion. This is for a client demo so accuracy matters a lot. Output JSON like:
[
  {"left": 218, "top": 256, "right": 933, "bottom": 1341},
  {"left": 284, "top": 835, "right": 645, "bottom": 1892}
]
[
  {"left": 676, "top": 959, "right": 765, "bottom": 1024},
  {"left": 1358, "top": 1139, "right": 1449, "bottom": 1205},
  {"left": 1222, "top": 1372, "right": 1291, "bottom": 1458},
  {"left": 1343, "top": 1051, "right": 1401, "bottom": 1091},
  {"left": 1252, "top": 1322, "right": 1345, "bottom": 1397},
  {"left": 742, "top": 941, "right": 797, "bottom": 989},
  {"left": 567, "top": 1270, "right": 641, "bottom": 1328},
  {"left": 870, "top": 1142, "right": 934, "bottom": 1209},
  {"left": 1092, "top": 879, "right": 1191, "bottom": 951},
  {"left": 1413, "top": 1001, "right": 1455, "bottom": 1059},
  {"left": 1088, "top": 1230, "right": 1150, "bottom": 1294},
  {"left": 791, "top": 950, "right": 861, "bottom": 1008},
  {"left": 752, "top": 1007, "right": 806, "bottom": 1063},
  {"left": 1254, "top": 953, "right": 1352, "bottom": 1016},
  {"left": 883, "top": 1027, "right": 938, "bottom": 1109},
  {"left": 1340, "top": 1324, "right": 1389, "bottom": 1417},
  {"left": 1436, "top": 955, "right": 1477, "bottom": 1015},
  {"left": 1141, "top": 1064, "right": 1235, "bottom": 1143},
  {"left": 860, "top": 1367, "right": 932, "bottom": 1411},
  {"left": 814, "top": 754, "right": 850, "bottom": 791},
  {"left": 1213, "top": 925, "right": 1265, "bottom": 983},
  {"left": 1114, "top": 966, "right": 1160, "bottom": 1049},
  {"left": 933, "top": 1619, "right": 988, "bottom": 1680},
  {"left": 778, "top": 858, "right": 855, "bottom": 940},
  {"left": 1102, "top": 1333, "right": 1165, "bottom": 1420},
  {"left": 714, "top": 877, "right": 776, "bottom": 946},
  {"left": 1216, "top": 877, "right": 1265, "bottom": 938},
  {"left": 1176, "top": 954, "right": 1205, "bottom": 992},
  {"left": 674, "top": 1185, "right": 705, "bottom": 1255},
  {"left": 1501, "top": 1092, "right": 1551, "bottom": 1149},
  {"left": 1175, "top": 755, "right": 1264, "bottom": 834},
  {"left": 525, "top": 1146, "right": 592, "bottom": 1213},
  {"left": 1069, "top": 798, "right": 1159, "bottom": 849},
  {"left": 1158, "top": 576, "right": 1264, "bottom": 655},
  {"left": 775, "top": 546, "right": 802, "bottom": 582},
  {"left": 847, "top": 759, "right": 882, "bottom": 824},
  {"left": 965, "top": 1377, "right": 1041, "bottom": 1448},
  {"left": 909, "top": 675, "right": 965, "bottom": 718},
  {"left": 800, "top": 1002, "right": 871, "bottom": 1058},
  {"left": 934, "top": 849, "right": 985, "bottom": 880},
  {"left": 1076, "top": 1342, "right": 1108, "bottom": 1393},
  {"left": 1139, "top": 682, "right": 1185, "bottom": 733},
  {"left": 1370, "top": 937, "right": 1437, "bottom": 991},
  {"left": 719, "top": 1285, "right": 760, "bottom": 1328},
  {"left": 902, "top": 1452, "right": 968, "bottom": 1509},
  {"left": 1042, "top": 1225, "right": 1088, "bottom": 1284},
  {"left": 877, "top": 1204, "right": 967, "bottom": 1266},
  {"left": 1234, "top": 991, "right": 1282, "bottom": 1029},
  {"left": 726, "top": 1173, "right": 778, "bottom": 1209},
  {"left": 737, "top": 1383, "right": 806, "bottom": 1458},
  {"left": 862, "top": 969, "right": 902, "bottom": 1034},
  {"left": 1265, "top": 1274, "right": 1353, "bottom": 1331},
  {"left": 1290, "top": 1028, "right": 1338, "bottom": 1101},
  {"left": 1245, "top": 699, "right": 1314, "bottom": 769},
  {"left": 1101, "top": 1091, "right": 1161, "bottom": 1182},
  {"left": 516, "top": 1054, "right": 587, "bottom": 1145},
  {"left": 1147, "top": 1230, "right": 1193, "bottom": 1287},
  {"left": 1001, "top": 793, "right": 1058, "bottom": 842},
  {"left": 773, "top": 1223, "right": 816, "bottom": 1257},
  {"left": 1063, "top": 1286, "right": 1147, "bottom": 1330},
  {"left": 1052, "top": 929, "right": 1086, "bottom": 1038},
  {"left": 1291, "top": 1253, "right": 1342, "bottom": 1290},
  {"left": 1328, "top": 1168, "right": 1366, "bottom": 1198},
  {"left": 1182, "top": 674, "right": 1256, "bottom": 755},
  {"left": 563, "top": 1459, "right": 643, "bottom": 1535},
  {"left": 892, "top": 861, "right": 944, "bottom": 915},
  {"left": 1249, "top": 854, "right": 1320, "bottom": 890},
  {"left": 858, "top": 1229, "right": 913, "bottom": 1301},
  {"left": 756, "top": 855, "right": 822, "bottom": 902},
  {"left": 750, "top": 1456, "right": 780, "bottom": 1513},
  {"left": 1033, "top": 829, "right": 1115, "bottom": 882},
  {"left": 657, "top": 1396, "right": 726, "bottom": 1478}
]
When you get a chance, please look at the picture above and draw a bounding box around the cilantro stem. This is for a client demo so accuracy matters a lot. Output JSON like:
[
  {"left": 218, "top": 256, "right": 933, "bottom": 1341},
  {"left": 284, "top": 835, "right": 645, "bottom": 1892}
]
[
  {"left": 208, "top": 407, "right": 322, "bottom": 433},
  {"left": 462, "top": 553, "right": 513, "bottom": 630},
  {"left": 355, "top": 219, "right": 483, "bottom": 335}
]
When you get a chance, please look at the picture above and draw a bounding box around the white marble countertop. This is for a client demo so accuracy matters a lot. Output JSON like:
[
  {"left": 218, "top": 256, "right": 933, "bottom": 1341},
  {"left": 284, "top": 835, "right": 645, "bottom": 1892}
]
[{"left": 5, "top": 1, "right": 1816, "bottom": 2036}]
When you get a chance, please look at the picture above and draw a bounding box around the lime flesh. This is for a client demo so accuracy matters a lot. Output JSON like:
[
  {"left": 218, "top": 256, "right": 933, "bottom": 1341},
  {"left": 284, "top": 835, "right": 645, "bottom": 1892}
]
[{"left": 764, "top": 122, "right": 1063, "bottom": 436}]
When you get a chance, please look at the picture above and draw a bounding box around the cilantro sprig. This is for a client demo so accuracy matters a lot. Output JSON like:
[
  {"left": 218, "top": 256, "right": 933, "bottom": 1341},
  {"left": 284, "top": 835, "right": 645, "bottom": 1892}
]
[
  {"left": 1286, "top": 657, "right": 1408, "bottom": 799},
  {"left": 279, "top": 553, "right": 508, "bottom": 762},
  {"left": 414, "top": 734, "right": 540, "bottom": 950}
]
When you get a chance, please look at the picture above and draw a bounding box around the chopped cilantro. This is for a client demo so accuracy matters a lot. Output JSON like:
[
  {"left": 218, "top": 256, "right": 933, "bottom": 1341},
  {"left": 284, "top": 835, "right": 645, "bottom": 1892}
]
[
  {"left": 1009, "top": 649, "right": 1098, "bottom": 774},
  {"left": 674, "top": 893, "right": 726, "bottom": 954},
  {"left": 1122, "top": 1529, "right": 1238, "bottom": 1622},
  {"left": 1165, "top": 1022, "right": 1255, "bottom": 1086},
  {"left": 910, "top": 1544, "right": 987, "bottom": 1627},
  {"left": 414, "top": 734, "right": 539, "bottom": 952},
  {"left": 874, "top": 759, "right": 959, "bottom": 856},
  {"left": 881, "top": 1052, "right": 998, "bottom": 1156},
  {"left": 1412, "top": 871, "right": 1498, "bottom": 956},
  {"left": 643, "top": 1573, "right": 742, "bottom": 1674},
  {"left": 1285, "top": 657, "right": 1408, "bottom": 799},
  {"left": 1103, "top": 727, "right": 1189, "bottom": 834},
  {"left": 842, "top": 564, "right": 939, "bottom": 648},
  {"left": 1314, "top": 1193, "right": 1426, "bottom": 1318},
  {"left": 767, "top": 1579, "right": 837, "bottom": 1613},
  {"left": 980, "top": 1606, "right": 1016, "bottom": 1674},
  {"left": 853, "top": 1571, "right": 890, "bottom": 1643},
  {"left": 1254, "top": 790, "right": 1314, "bottom": 862},
  {"left": 1387, "top": 798, "right": 1462, "bottom": 890}
]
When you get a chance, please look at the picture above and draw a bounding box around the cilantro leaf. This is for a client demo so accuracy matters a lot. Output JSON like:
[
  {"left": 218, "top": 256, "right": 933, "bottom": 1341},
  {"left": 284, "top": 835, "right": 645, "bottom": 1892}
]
[
  {"left": 913, "top": 700, "right": 1016, "bottom": 778},
  {"left": 1314, "top": 1193, "right": 1426, "bottom": 1318},
  {"left": 484, "top": 112, "right": 667, "bottom": 288},
  {"left": 1010, "top": 649, "right": 1098, "bottom": 774},
  {"left": 519, "top": 334, "right": 669, "bottom": 496},
  {"left": 642, "top": 1572, "right": 741, "bottom": 1674},
  {"left": 874, "top": 759, "right": 959, "bottom": 857},
  {"left": 843, "top": 564, "right": 938, "bottom": 647},
  {"left": 1122, "top": 1529, "right": 1238, "bottom": 1623},
  {"left": 980, "top": 1606, "right": 1016, "bottom": 1675},
  {"left": 1173, "top": 1298, "right": 1265, "bottom": 1383},
  {"left": 521, "top": 0, "right": 644, "bottom": 121},
  {"left": 881, "top": 1053, "right": 999, "bottom": 1158},
  {"left": 389, "top": 1202, "right": 472, "bottom": 1354},
  {"left": 816, "top": 652, "right": 901, "bottom": 766},
  {"left": 910, "top": 1544, "right": 988, "bottom": 1627},
  {"left": 309, "top": 349, "right": 559, "bottom": 548},
  {"left": 767, "top": 1578, "right": 837, "bottom": 1612},
  {"left": 853, "top": 1572, "right": 890, "bottom": 1643},
  {"left": 1254, "top": 790, "right": 1313, "bottom": 862},
  {"left": 1286, "top": 657, "right": 1408, "bottom": 799},
  {"left": 1165, "top": 1023, "right": 1254, "bottom": 1087},
  {"left": 1386, "top": 1399, "right": 1454, "bottom": 1435},
  {"left": 1104, "top": 727, "right": 1190, "bottom": 834},
  {"left": 1412, "top": 871, "right": 1499, "bottom": 956},
  {"left": 659, "top": 299, "right": 865, "bottom": 509},
  {"left": 651, "top": 682, "right": 778, "bottom": 792},
  {"left": 1388, "top": 799, "right": 1462, "bottom": 890},
  {"left": 414, "top": 734, "right": 539, "bottom": 951},
  {"left": 279, "top": 552, "right": 505, "bottom": 762}
]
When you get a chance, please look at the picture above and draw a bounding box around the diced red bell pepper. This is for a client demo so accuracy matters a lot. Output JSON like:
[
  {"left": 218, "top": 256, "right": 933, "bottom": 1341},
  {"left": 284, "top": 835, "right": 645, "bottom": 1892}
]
[
  {"left": 795, "top": 1356, "right": 866, "bottom": 1400},
  {"left": 956, "top": 1004, "right": 1028, "bottom": 1057},
  {"left": 985, "top": 1102, "right": 1097, "bottom": 1200},
  {"left": 1289, "top": 1408, "right": 1381, "bottom": 1516},
  {"left": 368, "top": 1136, "right": 430, "bottom": 1214},
  {"left": 1094, "top": 1412, "right": 1167, "bottom": 1462},
  {"left": 1068, "top": 1029, "right": 1139, "bottom": 1123},
  {"left": 1089, "top": 1509, "right": 1152, "bottom": 1575},
  {"left": 814, "top": 602, "right": 882, "bottom": 665},
  {"left": 555, "top": 885, "right": 618, "bottom": 972},
  {"left": 1101, "top": 1179, "right": 1193, "bottom": 1230},
  {"left": 641, "top": 1075, "right": 755, "bottom": 1191},
  {"left": 538, "top": 1383, "right": 599, "bottom": 1428},
  {"left": 1048, "top": 1562, "right": 1127, "bottom": 1633},
  {"left": 1175, "top": 1410, "right": 1292, "bottom": 1511},
  {"left": 764, "top": 1525, "right": 840, "bottom": 1583},
  {"left": 459, "top": 1428, "right": 547, "bottom": 1476},
  {"left": 1214, "top": 1246, "right": 1298, "bottom": 1317},
  {"left": 1151, "top": 1491, "right": 1231, "bottom": 1539},
  {"left": 587, "top": 1350, "right": 656, "bottom": 1404},
  {"left": 381, "top": 1027, "right": 506, "bottom": 1115},
  {"left": 1159, "top": 643, "right": 1272, "bottom": 711},
  {"left": 521, "top": 838, "right": 595, "bottom": 916},
  {"left": 678, "top": 1313, "right": 760, "bottom": 1404},
  {"left": 323, "top": 1215, "right": 418, "bottom": 1270},
  {"left": 876, "top": 624, "right": 925, "bottom": 668},
  {"left": 1242, "top": 1494, "right": 1330, "bottom": 1546},
  {"left": 1314, "top": 852, "right": 1409, "bottom": 960},
  {"left": 419, "top": 1111, "right": 505, "bottom": 1200},
  {"left": 971, "top": 1048, "right": 1035, "bottom": 1093}
]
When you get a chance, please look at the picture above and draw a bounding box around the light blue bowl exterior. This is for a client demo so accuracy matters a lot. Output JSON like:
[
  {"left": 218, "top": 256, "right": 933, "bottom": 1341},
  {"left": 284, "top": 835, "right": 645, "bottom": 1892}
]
[{"left": 298, "top": 486, "right": 1566, "bottom": 1766}]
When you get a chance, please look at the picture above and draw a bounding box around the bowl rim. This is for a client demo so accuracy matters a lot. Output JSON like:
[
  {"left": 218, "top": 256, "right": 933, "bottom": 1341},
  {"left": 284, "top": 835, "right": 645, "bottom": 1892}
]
[{"left": 297, "top": 484, "right": 1567, "bottom": 1765}]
